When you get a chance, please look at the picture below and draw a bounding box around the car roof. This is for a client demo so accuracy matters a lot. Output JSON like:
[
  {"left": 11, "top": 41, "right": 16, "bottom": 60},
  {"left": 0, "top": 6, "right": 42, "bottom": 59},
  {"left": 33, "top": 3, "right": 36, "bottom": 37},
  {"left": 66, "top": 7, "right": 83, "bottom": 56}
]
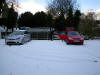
[
  {"left": 67, "top": 30, "right": 78, "bottom": 32},
  {"left": 14, "top": 30, "right": 27, "bottom": 32}
]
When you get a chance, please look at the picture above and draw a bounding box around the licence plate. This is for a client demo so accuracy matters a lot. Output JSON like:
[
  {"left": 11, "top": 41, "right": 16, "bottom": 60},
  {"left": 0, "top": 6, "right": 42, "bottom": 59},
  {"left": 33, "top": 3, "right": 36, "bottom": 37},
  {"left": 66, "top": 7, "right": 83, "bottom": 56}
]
[{"left": 74, "top": 40, "right": 79, "bottom": 42}]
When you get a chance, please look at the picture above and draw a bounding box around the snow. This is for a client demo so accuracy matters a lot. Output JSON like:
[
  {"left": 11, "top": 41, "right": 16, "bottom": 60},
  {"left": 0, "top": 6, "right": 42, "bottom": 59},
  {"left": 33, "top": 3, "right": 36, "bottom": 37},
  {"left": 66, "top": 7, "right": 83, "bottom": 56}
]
[{"left": 0, "top": 39, "right": 100, "bottom": 75}]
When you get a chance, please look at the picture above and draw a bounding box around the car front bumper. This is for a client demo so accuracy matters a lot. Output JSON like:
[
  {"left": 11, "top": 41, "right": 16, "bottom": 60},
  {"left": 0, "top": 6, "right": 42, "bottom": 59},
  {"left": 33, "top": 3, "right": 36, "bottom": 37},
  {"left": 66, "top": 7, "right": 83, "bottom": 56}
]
[
  {"left": 5, "top": 39, "right": 21, "bottom": 45},
  {"left": 66, "top": 39, "right": 84, "bottom": 44}
]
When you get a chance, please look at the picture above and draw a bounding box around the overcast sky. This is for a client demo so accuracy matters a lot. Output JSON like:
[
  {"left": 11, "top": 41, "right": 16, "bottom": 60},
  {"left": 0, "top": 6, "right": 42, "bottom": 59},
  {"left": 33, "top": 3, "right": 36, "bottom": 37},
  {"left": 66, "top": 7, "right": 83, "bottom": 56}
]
[
  {"left": 18, "top": 0, "right": 47, "bottom": 14},
  {"left": 18, "top": 0, "right": 100, "bottom": 14}
]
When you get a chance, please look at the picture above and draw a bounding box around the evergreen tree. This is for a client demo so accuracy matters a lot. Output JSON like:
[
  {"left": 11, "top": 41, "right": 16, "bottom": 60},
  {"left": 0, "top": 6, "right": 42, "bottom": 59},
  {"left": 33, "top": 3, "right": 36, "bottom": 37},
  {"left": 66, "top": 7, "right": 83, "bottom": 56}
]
[
  {"left": 47, "top": 13, "right": 53, "bottom": 28},
  {"left": 73, "top": 10, "right": 81, "bottom": 30},
  {"left": 5, "top": 4, "right": 18, "bottom": 31},
  {"left": 18, "top": 12, "right": 33, "bottom": 27},
  {"left": 33, "top": 11, "right": 47, "bottom": 27},
  {"left": 54, "top": 13, "right": 66, "bottom": 31},
  {"left": 66, "top": 7, "right": 74, "bottom": 27}
]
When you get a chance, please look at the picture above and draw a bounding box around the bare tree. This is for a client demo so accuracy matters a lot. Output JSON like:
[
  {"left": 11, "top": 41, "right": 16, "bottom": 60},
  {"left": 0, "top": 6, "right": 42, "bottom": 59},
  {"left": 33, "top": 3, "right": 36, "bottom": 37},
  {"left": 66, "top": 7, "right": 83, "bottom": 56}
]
[
  {"left": 0, "top": 0, "right": 6, "bottom": 16},
  {"left": 47, "top": 0, "right": 76, "bottom": 16},
  {"left": 6, "top": 0, "right": 20, "bottom": 12},
  {"left": 79, "top": 12, "right": 96, "bottom": 39}
]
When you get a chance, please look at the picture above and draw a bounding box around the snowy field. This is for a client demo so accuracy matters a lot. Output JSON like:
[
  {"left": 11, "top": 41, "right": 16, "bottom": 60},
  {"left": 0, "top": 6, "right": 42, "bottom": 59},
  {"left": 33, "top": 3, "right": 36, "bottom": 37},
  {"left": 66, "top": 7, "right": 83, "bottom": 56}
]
[{"left": 0, "top": 39, "right": 100, "bottom": 75}]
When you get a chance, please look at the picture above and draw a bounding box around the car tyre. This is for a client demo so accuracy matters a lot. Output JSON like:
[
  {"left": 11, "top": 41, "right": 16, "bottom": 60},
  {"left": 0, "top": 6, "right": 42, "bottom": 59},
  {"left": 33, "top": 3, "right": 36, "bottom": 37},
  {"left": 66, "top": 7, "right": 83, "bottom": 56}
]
[
  {"left": 66, "top": 40, "right": 70, "bottom": 45},
  {"left": 5, "top": 42, "right": 8, "bottom": 45},
  {"left": 67, "top": 42, "right": 70, "bottom": 45},
  {"left": 80, "top": 42, "right": 84, "bottom": 45}
]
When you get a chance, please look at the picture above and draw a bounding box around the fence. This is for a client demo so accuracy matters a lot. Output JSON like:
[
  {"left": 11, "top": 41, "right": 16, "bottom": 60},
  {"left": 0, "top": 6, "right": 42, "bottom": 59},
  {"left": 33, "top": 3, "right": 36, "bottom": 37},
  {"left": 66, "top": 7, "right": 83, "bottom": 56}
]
[{"left": 31, "top": 32, "right": 50, "bottom": 40}]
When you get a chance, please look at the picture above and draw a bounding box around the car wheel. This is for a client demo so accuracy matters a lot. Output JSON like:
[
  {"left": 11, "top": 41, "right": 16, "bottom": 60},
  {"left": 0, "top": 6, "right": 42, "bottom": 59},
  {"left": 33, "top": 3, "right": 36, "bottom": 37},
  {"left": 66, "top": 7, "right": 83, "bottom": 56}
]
[
  {"left": 80, "top": 42, "right": 83, "bottom": 45},
  {"left": 5, "top": 40, "right": 7, "bottom": 45},
  {"left": 66, "top": 40, "right": 70, "bottom": 45},
  {"left": 5, "top": 42, "right": 8, "bottom": 45},
  {"left": 67, "top": 42, "right": 70, "bottom": 44}
]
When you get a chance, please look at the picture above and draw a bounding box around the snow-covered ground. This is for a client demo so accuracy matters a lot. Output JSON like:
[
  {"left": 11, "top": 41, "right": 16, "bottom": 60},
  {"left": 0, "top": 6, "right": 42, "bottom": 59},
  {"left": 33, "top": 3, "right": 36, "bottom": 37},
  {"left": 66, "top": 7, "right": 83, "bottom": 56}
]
[{"left": 0, "top": 39, "right": 100, "bottom": 75}]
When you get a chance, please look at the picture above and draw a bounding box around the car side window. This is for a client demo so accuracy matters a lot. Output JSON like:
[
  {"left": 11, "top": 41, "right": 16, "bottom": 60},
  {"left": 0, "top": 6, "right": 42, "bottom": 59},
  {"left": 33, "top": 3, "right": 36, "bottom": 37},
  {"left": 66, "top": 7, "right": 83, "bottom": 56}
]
[{"left": 60, "top": 32, "right": 66, "bottom": 35}]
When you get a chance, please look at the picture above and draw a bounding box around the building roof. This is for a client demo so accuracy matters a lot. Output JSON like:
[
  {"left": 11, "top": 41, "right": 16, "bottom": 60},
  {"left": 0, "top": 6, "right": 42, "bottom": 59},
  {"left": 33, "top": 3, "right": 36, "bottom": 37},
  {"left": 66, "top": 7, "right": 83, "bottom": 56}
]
[{"left": 29, "top": 27, "right": 55, "bottom": 32}]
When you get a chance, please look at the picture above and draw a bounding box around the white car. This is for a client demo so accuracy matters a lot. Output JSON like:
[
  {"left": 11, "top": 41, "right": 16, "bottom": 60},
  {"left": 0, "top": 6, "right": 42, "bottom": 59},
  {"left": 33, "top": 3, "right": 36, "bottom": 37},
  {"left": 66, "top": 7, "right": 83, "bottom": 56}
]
[
  {"left": 5, "top": 30, "right": 31, "bottom": 45},
  {"left": 19, "top": 27, "right": 30, "bottom": 31}
]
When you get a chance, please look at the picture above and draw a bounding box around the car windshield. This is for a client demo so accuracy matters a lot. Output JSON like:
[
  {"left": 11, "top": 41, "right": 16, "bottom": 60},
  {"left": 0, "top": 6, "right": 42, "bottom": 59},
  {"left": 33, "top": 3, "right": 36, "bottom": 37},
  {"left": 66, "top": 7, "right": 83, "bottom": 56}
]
[
  {"left": 19, "top": 27, "right": 29, "bottom": 30},
  {"left": 10, "top": 31, "right": 24, "bottom": 36},
  {"left": 20, "top": 27, "right": 26, "bottom": 30},
  {"left": 68, "top": 32, "right": 80, "bottom": 36}
]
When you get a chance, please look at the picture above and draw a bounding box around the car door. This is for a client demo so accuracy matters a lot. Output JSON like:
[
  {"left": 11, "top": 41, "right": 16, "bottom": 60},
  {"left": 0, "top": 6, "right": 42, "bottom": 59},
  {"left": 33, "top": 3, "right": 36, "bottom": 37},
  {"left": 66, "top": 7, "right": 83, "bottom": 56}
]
[
  {"left": 24, "top": 31, "right": 30, "bottom": 42},
  {"left": 26, "top": 33, "right": 31, "bottom": 41},
  {"left": 23, "top": 31, "right": 28, "bottom": 42},
  {"left": 58, "top": 32, "right": 67, "bottom": 40}
]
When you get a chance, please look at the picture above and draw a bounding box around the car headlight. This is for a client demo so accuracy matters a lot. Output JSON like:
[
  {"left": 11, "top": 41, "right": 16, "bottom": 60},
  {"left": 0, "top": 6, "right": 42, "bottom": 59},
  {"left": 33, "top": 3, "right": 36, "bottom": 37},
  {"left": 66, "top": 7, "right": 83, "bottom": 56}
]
[
  {"left": 68, "top": 37, "right": 73, "bottom": 40},
  {"left": 80, "top": 38, "right": 84, "bottom": 40}
]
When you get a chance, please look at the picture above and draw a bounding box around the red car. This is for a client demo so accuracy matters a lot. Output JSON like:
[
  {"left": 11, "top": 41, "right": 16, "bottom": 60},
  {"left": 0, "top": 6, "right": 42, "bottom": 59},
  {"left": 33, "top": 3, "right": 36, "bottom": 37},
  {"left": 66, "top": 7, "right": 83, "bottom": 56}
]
[
  {"left": 65, "top": 31, "right": 84, "bottom": 44},
  {"left": 58, "top": 27, "right": 74, "bottom": 40}
]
